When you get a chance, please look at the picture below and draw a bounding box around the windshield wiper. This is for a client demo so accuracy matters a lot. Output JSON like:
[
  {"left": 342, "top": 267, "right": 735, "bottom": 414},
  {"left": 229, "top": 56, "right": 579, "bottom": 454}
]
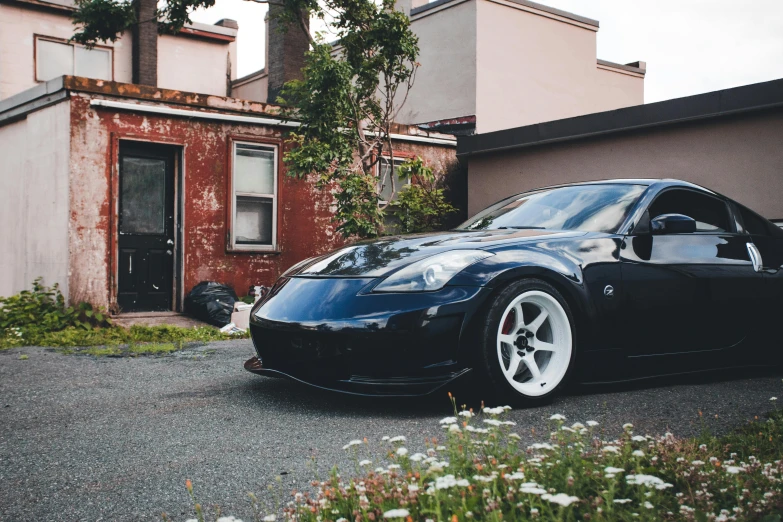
[{"left": 497, "top": 226, "right": 546, "bottom": 230}]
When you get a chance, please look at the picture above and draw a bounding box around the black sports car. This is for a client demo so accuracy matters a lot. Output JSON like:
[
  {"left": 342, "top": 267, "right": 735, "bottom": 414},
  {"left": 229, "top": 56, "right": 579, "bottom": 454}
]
[{"left": 245, "top": 179, "right": 783, "bottom": 403}]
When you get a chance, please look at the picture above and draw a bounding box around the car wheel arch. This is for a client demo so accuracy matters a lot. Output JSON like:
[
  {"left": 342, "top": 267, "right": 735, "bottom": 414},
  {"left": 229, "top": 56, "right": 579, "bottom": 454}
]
[{"left": 458, "top": 267, "right": 587, "bottom": 366}]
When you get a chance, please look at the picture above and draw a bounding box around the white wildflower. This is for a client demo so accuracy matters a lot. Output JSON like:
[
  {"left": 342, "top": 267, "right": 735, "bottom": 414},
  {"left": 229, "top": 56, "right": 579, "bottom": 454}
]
[
  {"left": 383, "top": 509, "right": 410, "bottom": 519},
  {"left": 484, "top": 419, "right": 502, "bottom": 426},
  {"left": 605, "top": 467, "right": 625, "bottom": 474},
  {"left": 359, "top": 460, "right": 372, "bottom": 466},
  {"left": 483, "top": 406, "right": 505, "bottom": 415},
  {"left": 602, "top": 446, "right": 620, "bottom": 454},
  {"left": 632, "top": 450, "right": 645, "bottom": 457},
  {"left": 644, "top": 502, "right": 654, "bottom": 510},
  {"left": 586, "top": 420, "right": 599, "bottom": 427},
  {"left": 387, "top": 464, "right": 401, "bottom": 470},
  {"left": 342, "top": 440, "right": 362, "bottom": 450},
  {"left": 549, "top": 414, "right": 566, "bottom": 421},
  {"left": 726, "top": 466, "right": 745, "bottom": 474},
  {"left": 541, "top": 493, "right": 580, "bottom": 507},
  {"left": 771, "top": 397, "right": 778, "bottom": 401},
  {"left": 263, "top": 516, "right": 276, "bottom": 522},
  {"left": 389, "top": 436, "right": 406, "bottom": 443},
  {"left": 459, "top": 410, "right": 474, "bottom": 418},
  {"left": 613, "top": 499, "right": 632, "bottom": 504},
  {"left": 623, "top": 423, "right": 634, "bottom": 430},
  {"left": 571, "top": 422, "right": 585, "bottom": 430},
  {"left": 439, "top": 417, "right": 457, "bottom": 425},
  {"left": 520, "top": 486, "right": 548, "bottom": 495},
  {"left": 632, "top": 435, "right": 646, "bottom": 442},
  {"left": 396, "top": 447, "right": 408, "bottom": 456},
  {"left": 382, "top": 436, "right": 390, "bottom": 441},
  {"left": 448, "top": 424, "right": 460, "bottom": 433},
  {"left": 410, "top": 453, "right": 426, "bottom": 462},
  {"left": 506, "top": 472, "right": 525, "bottom": 480}
]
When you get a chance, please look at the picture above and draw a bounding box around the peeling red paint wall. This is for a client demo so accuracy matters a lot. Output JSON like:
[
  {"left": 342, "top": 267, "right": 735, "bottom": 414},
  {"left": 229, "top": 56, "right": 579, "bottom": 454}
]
[{"left": 67, "top": 92, "right": 458, "bottom": 310}]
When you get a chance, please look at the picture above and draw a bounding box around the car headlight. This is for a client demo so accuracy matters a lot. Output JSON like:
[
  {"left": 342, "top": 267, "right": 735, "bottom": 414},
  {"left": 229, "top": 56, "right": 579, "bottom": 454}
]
[{"left": 373, "top": 250, "right": 493, "bottom": 293}]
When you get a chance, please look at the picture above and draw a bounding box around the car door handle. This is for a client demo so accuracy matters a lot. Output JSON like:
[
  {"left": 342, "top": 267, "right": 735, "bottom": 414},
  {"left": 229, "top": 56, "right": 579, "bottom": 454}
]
[{"left": 746, "top": 243, "right": 763, "bottom": 272}]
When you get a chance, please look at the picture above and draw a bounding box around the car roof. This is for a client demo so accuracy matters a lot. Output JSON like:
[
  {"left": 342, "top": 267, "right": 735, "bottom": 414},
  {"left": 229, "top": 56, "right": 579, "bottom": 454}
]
[{"left": 518, "top": 178, "right": 718, "bottom": 196}]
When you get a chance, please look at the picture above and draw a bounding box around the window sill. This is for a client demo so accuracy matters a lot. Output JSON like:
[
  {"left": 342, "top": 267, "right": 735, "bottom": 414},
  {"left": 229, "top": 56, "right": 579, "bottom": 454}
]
[{"left": 227, "top": 247, "right": 281, "bottom": 255}]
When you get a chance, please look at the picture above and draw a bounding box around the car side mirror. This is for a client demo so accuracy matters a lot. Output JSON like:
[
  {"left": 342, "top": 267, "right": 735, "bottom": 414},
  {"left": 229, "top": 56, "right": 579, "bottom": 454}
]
[{"left": 650, "top": 213, "right": 697, "bottom": 235}]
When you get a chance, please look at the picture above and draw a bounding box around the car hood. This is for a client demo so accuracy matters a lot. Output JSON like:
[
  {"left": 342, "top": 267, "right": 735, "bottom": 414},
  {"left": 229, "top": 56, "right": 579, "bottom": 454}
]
[{"left": 290, "top": 228, "right": 588, "bottom": 278}]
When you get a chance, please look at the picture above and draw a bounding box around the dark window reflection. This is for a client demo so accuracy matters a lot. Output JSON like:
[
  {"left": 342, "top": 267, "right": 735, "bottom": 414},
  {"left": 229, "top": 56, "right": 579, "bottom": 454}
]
[
  {"left": 458, "top": 184, "right": 646, "bottom": 234},
  {"left": 120, "top": 157, "right": 166, "bottom": 235}
]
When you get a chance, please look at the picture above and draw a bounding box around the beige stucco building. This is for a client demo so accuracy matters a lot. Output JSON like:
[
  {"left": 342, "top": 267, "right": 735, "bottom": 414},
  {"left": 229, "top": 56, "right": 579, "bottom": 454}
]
[
  {"left": 230, "top": 0, "right": 646, "bottom": 134},
  {"left": 0, "top": 0, "right": 238, "bottom": 101}
]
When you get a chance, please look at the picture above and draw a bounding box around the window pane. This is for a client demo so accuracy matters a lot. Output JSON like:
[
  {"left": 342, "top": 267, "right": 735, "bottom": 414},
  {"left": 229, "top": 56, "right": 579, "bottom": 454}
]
[
  {"left": 74, "top": 46, "right": 111, "bottom": 80},
  {"left": 235, "top": 145, "right": 275, "bottom": 194},
  {"left": 236, "top": 196, "right": 273, "bottom": 245},
  {"left": 378, "top": 158, "right": 408, "bottom": 202},
  {"left": 649, "top": 190, "right": 730, "bottom": 232},
  {"left": 37, "top": 39, "right": 73, "bottom": 81},
  {"left": 120, "top": 157, "right": 166, "bottom": 235}
]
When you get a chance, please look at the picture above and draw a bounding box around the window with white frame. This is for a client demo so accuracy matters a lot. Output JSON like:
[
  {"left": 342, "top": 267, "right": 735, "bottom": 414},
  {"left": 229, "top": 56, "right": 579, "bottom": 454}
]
[
  {"left": 232, "top": 142, "right": 278, "bottom": 250},
  {"left": 36, "top": 37, "right": 112, "bottom": 82},
  {"left": 378, "top": 156, "right": 410, "bottom": 204}
]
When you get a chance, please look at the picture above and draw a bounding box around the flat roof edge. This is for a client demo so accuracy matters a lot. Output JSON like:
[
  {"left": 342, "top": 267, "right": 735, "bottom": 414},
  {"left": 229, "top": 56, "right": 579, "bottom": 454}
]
[
  {"left": 411, "top": 0, "right": 599, "bottom": 27},
  {"left": 458, "top": 77, "right": 783, "bottom": 157}
]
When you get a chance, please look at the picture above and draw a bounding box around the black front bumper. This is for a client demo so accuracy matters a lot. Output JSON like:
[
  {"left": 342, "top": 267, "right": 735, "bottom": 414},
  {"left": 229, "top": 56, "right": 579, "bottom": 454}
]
[{"left": 246, "top": 277, "right": 491, "bottom": 396}]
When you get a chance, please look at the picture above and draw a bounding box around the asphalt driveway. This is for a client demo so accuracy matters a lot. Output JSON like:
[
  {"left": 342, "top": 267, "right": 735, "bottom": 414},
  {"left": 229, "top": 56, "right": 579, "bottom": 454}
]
[{"left": 0, "top": 340, "right": 781, "bottom": 522}]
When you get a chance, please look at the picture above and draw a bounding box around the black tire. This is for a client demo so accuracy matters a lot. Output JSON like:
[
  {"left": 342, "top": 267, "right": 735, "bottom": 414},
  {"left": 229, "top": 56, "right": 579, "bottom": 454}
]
[{"left": 474, "top": 278, "right": 577, "bottom": 406}]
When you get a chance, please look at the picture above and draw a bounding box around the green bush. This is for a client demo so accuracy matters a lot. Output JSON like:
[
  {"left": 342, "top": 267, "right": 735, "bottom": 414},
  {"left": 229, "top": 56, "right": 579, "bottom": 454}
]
[
  {"left": 0, "top": 279, "right": 247, "bottom": 349},
  {"left": 0, "top": 278, "right": 113, "bottom": 347},
  {"left": 389, "top": 157, "right": 457, "bottom": 235}
]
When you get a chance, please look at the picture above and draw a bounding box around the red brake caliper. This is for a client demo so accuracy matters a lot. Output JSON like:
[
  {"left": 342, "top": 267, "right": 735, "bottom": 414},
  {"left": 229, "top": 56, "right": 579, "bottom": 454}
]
[{"left": 501, "top": 309, "right": 515, "bottom": 335}]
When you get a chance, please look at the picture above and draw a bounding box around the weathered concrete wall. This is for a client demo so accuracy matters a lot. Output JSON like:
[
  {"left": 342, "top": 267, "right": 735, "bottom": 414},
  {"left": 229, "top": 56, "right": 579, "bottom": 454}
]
[
  {"left": 0, "top": 2, "right": 132, "bottom": 100},
  {"left": 0, "top": 100, "right": 71, "bottom": 298},
  {"left": 67, "top": 92, "right": 458, "bottom": 310},
  {"left": 466, "top": 109, "right": 783, "bottom": 219}
]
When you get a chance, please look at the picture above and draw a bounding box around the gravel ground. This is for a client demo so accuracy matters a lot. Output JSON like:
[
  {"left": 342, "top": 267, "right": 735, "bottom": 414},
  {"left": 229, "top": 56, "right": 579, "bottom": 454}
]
[{"left": 0, "top": 340, "right": 781, "bottom": 522}]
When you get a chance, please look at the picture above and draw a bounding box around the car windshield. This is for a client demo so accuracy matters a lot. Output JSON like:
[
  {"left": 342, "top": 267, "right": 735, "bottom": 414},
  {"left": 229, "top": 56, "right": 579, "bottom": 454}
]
[{"left": 458, "top": 183, "right": 646, "bottom": 233}]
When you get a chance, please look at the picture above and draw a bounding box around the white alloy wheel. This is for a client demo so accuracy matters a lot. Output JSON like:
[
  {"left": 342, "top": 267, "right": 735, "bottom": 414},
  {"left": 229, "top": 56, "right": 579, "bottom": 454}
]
[{"left": 495, "top": 290, "right": 573, "bottom": 397}]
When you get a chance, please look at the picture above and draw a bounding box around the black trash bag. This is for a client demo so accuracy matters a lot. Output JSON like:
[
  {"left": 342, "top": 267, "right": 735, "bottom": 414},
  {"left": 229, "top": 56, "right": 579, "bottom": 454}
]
[{"left": 184, "top": 282, "right": 239, "bottom": 326}]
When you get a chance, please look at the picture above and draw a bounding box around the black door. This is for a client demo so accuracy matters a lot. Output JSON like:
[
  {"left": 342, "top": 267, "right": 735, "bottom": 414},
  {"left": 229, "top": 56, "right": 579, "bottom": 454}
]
[
  {"left": 619, "top": 188, "right": 763, "bottom": 356},
  {"left": 117, "top": 143, "right": 176, "bottom": 312}
]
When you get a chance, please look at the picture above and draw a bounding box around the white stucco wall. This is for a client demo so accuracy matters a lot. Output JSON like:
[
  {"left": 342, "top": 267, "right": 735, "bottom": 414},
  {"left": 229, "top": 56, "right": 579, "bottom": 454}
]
[
  {"left": 397, "top": 0, "right": 478, "bottom": 125},
  {"left": 158, "top": 34, "right": 231, "bottom": 96},
  {"left": 231, "top": 72, "right": 268, "bottom": 102},
  {"left": 475, "top": 0, "right": 643, "bottom": 133},
  {"left": 0, "top": 2, "right": 235, "bottom": 101},
  {"left": 0, "top": 3, "right": 132, "bottom": 101},
  {"left": 0, "top": 100, "right": 71, "bottom": 298}
]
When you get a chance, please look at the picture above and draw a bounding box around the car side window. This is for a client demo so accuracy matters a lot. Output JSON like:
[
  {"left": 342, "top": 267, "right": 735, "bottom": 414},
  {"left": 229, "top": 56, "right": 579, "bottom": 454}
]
[
  {"left": 648, "top": 189, "right": 731, "bottom": 233},
  {"left": 737, "top": 205, "right": 783, "bottom": 237}
]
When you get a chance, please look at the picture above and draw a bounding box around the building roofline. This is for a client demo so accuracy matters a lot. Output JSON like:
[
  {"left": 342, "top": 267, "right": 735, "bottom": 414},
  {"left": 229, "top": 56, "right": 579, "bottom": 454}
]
[
  {"left": 0, "top": 76, "right": 459, "bottom": 148},
  {"left": 457, "top": 77, "right": 783, "bottom": 157},
  {"left": 411, "top": 0, "right": 599, "bottom": 28},
  {"left": 232, "top": 68, "right": 267, "bottom": 87},
  {"left": 596, "top": 59, "right": 646, "bottom": 76},
  {"left": 1, "top": 0, "right": 237, "bottom": 40},
  {"left": 0, "top": 76, "right": 286, "bottom": 127}
]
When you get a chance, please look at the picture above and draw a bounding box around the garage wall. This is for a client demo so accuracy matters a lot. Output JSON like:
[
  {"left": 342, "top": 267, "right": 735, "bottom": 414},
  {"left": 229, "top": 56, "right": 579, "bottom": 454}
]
[
  {"left": 466, "top": 108, "right": 783, "bottom": 219},
  {"left": 0, "top": 100, "right": 71, "bottom": 298}
]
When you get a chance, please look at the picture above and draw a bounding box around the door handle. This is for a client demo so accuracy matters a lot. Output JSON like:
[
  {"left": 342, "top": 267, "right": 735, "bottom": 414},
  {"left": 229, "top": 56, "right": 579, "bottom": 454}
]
[{"left": 746, "top": 243, "right": 763, "bottom": 272}]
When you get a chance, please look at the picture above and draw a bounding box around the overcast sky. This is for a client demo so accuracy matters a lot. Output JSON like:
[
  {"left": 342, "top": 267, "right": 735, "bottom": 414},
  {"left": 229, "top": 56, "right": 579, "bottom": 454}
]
[{"left": 191, "top": 0, "right": 783, "bottom": 103}]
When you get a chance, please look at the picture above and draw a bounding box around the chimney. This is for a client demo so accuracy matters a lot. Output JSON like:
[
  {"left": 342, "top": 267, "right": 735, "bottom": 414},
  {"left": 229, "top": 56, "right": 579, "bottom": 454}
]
[
  {"left": 266, "top": 4, "right": 309, "bottom": 104},
  {"left": 132, "top": 0, "right": 158, "bottom": 86}
]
